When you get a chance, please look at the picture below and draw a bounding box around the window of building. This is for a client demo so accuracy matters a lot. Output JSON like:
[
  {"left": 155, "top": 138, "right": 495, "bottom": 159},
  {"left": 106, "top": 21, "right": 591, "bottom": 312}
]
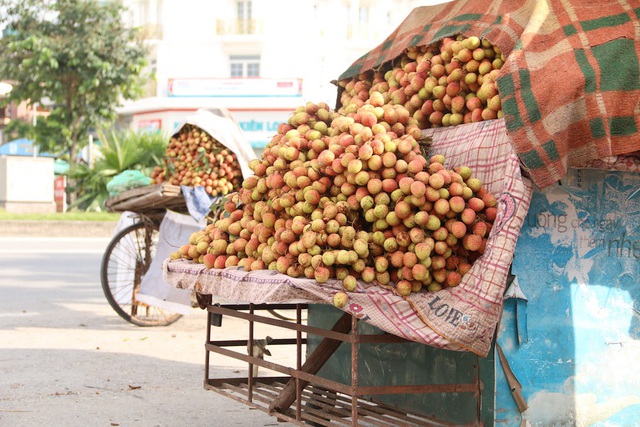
[
  {"left": 237, "top": 0, "right": 252, "bottom": 20},
  {"left": 234, "top": 0, "right": 254, "bottom": 33},
  {"left": 359, "top": 6, "right": 369, "bottom": 26},
  {"left": 126, "top": 0, "right": 163, "bottom": 39},
  {"left": 230, "top": 55, "right": 260, "bottom": 78},
  {"left": 230, "top": 63, "right": 243, "bottom": 77},
  {"left": 247, "top": 62, "right": 260, "bottom": 77}
]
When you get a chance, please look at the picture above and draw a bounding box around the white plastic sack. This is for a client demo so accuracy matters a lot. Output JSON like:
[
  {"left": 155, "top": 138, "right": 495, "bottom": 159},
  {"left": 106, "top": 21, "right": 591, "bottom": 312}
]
[{"left": 137, "top": 210, "right": 206, "bottom": 315}]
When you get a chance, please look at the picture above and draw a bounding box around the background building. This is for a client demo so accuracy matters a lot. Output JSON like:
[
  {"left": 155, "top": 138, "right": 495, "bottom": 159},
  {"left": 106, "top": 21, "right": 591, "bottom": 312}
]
[{"left": 117, "top": 0, "right": 448, "bottom": 153}]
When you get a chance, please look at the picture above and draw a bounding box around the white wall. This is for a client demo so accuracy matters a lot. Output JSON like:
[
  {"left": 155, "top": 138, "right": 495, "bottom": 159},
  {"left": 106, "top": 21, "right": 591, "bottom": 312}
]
[
  {"left": 153, "top": 1, "right": 227, "bottom": 97},
  {"left": 122, "top": 0, "right": 453, "bottom": 115},
  {"left": 0, "top": 156, "right": 56, "bottom": 213}
]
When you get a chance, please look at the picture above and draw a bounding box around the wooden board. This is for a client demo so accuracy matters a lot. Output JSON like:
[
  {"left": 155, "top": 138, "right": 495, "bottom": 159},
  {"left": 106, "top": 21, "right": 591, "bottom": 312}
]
[
  {"left": 105, "top": 183, "right": 185, "bottom": 213},
  {"left": 269, "top": 312, "right": 353, "bottom": 414}
]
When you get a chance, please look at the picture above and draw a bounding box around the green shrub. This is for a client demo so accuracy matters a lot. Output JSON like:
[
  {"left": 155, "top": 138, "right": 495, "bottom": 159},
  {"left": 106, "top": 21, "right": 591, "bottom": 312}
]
[{"left": 66, "top": 129, "right": 168, "bottom": 211}]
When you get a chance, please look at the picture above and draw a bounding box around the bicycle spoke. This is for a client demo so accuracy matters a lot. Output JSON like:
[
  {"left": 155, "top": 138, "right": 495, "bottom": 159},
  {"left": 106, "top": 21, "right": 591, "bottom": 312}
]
[{"left": 101, "top": 222, "right": 182, "bottom": 326}]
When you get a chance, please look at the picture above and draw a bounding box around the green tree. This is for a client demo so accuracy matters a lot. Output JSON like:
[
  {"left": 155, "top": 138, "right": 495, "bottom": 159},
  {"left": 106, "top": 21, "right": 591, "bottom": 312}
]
[{"left": 0, "top": 0, "right": 148, "bottom": 164}]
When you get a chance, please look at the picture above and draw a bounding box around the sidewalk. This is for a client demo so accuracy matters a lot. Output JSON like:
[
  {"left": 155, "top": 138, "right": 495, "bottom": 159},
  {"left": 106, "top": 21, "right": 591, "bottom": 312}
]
[
  {"left": 0, "top": 220, "right": 117, "bottom": 238},
  {"left": 0, "top": 231, "right": 296, "bottom": 427}
]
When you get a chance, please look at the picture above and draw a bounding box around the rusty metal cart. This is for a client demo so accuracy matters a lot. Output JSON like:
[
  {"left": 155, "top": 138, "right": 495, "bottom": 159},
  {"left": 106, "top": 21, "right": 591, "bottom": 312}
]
[{"left": 198, "top": 298, "right": 486, "bottom": 426}]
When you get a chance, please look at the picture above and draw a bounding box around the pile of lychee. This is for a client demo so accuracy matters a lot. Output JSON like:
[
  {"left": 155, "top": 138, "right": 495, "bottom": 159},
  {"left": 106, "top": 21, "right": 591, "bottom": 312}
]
[
  {"left": 171, "top": 99, "right": 497, "bottom": 307},
  {"left": 152, "top": 124, "right": 243, "bottom": 196},
  {"left": 337, "top": 34, "right": 504, "bottom": 129}
]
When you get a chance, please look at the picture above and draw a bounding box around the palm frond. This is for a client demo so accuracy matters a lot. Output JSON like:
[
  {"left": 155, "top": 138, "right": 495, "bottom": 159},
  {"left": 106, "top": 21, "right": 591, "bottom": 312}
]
[{"left": 66, "top": 128, "right": 169, "bottom": 211}]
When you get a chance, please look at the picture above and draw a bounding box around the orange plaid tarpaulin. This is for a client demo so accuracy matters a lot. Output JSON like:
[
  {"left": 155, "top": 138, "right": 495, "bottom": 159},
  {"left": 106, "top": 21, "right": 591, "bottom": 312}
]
[{"left": 338, "top": 0, "right": 640, "bottom": 189}]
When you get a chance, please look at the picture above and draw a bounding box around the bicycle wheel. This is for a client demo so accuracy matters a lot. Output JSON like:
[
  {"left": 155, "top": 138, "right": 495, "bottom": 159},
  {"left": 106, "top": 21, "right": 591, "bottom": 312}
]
[{"left": 100, "top": 221, "right": 182, "bottom": 326}]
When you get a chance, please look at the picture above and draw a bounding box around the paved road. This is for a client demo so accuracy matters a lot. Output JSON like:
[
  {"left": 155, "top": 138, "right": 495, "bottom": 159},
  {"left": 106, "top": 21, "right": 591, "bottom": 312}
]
[{"left": 0, "top": 236, "right": 295, "bottom": 427}]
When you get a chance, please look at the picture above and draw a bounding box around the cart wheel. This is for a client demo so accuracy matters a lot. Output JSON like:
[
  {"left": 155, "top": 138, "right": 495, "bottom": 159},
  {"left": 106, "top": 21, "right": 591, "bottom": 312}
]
[{"left": 100, "top": 221, "right": 182, "bottom": 327}]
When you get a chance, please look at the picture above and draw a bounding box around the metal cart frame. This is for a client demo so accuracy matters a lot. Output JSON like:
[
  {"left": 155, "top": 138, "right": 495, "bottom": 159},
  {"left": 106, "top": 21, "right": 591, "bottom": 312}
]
[{"left": 202, "top": 300, "right": 482, "bottom": 426}]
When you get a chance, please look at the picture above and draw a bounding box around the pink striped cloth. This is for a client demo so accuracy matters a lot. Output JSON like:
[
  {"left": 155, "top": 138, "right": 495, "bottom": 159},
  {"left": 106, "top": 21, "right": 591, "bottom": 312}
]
[{"left": 164, "top": 119, "right": 533, "bottom": 356}]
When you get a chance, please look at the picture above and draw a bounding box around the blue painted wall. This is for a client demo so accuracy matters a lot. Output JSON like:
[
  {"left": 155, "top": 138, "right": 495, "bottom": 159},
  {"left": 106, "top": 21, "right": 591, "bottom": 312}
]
[
  {"left": 0, "top": 138, "right": 54, "bottom": 156},
  {"left": 497, "top": 169, "right": 640, "bottom": 426}
]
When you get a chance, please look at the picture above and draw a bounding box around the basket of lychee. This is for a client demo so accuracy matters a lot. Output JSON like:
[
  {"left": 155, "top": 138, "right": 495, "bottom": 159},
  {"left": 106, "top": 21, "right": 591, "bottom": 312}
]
[{"left": 151, "top": 124, "right": 243, "bottom": 197}]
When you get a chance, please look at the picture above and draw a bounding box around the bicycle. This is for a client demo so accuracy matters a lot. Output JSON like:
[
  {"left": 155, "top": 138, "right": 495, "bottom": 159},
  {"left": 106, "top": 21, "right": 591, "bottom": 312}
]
[
  {"left": 100, "top": 211, "right": 182, "bottom": 326},
  {"left": 101, "top": 182, "right": 197, "bottom": 326}
]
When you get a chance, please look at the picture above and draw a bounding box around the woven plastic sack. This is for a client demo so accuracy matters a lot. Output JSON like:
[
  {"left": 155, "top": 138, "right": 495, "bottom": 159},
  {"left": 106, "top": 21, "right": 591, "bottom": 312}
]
[{"left": 106, "top": 170, "right": 152, "bottom": 197}]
